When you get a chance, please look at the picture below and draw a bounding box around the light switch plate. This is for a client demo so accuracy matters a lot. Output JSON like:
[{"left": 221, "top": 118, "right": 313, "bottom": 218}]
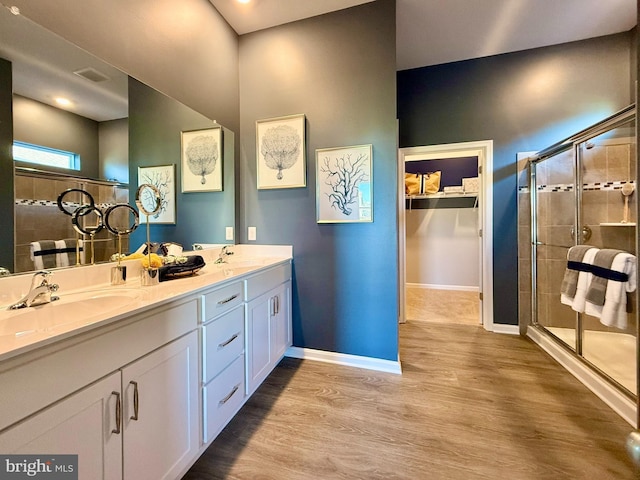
[
  {"left": 248, "top": 226, "right": 256, "bottom": 241},
  {"left": 225, "top": 227, "right": 233, "bottom": 241}
]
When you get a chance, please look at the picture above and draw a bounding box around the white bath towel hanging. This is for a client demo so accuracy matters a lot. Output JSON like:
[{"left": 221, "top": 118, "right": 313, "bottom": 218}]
[
  {"left": 565, "top": 247, "right": 599, "bottom": 312},
  {"left": 584, "top": 252, "right": 636, "bottom": 329},
  {"left": 570, "top": 248, "right": 600, "bottom": 313}
]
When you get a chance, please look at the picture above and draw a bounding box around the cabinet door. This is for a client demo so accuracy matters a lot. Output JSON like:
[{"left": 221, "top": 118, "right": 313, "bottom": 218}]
[
  {"left": 121, "top": 331, "right": 198, "bottom": 480},
  {"left": 272, "top": 281, "right": 292, "bottom": 361},
  {"left": 246, "top": 290, "right": 273, "bottom": 396},
  {"left": 0, "top": 371, "right": 123, "bottom": 480}
]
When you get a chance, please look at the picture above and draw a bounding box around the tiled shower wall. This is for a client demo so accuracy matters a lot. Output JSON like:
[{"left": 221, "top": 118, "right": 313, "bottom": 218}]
[
  {"left": 14, "top": 172, "right": 129, "bottom": 273},
  {"left": 518, "top": 138, "right": 637, "bottom": 335}
]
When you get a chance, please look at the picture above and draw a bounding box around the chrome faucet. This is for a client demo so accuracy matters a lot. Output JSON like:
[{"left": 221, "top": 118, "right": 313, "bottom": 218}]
[
  {"left": 8, "top": 271, "right": 60, "bottom": 310},
  {"left": 215, "top": 245, "right": 234, "bottom": 264}
]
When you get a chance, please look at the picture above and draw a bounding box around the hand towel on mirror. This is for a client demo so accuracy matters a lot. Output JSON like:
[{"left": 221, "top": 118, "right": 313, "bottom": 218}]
[{"left": 30, "top": 240, "right": 58, "bottom": 270}]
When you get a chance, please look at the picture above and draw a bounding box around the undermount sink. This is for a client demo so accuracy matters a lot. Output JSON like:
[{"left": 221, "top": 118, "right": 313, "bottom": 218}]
[{"left": 0, "top": 289, "right": 143, "bottom": 339}]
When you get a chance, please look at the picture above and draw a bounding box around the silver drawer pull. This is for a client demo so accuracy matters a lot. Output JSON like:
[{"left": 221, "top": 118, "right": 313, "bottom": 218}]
[
  {"left": 111, "top": 391, "right": 121, "bottom": 434},
  {"left": 217, "top": 294, "right": 239, "bottom": 305},
  {"left": 129, "top": 381, "right": 139, "bottom": 421},
  {"left": 219, "top": 385, "right": 239, "bottom": 405},
  {"left": 218, "top": 333, "right": 239, "bottom": 349}
]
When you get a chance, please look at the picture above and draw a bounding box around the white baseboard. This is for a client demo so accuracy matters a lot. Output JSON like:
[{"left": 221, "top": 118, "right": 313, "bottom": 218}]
[
  {"left": 406, "top": 283, "right": 479, "bottom": 292},
  {"left": 285, "top": 347, "right": 402, "bottom": 375},
  {"left": 491, "top": 324, "right": 519, "bottom": 335},
  {"left": 527, "top": 326, "right": 636, "bottom": 427}
]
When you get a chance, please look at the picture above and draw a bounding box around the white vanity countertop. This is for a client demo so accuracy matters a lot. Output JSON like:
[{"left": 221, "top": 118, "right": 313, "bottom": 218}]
[{"left": 0, "top": 245, "right": 292, "bottom": 363}]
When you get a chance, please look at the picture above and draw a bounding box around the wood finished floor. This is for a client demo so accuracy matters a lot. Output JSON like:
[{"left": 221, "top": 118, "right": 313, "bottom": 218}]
[
  {"left": 183, "top": 322, "right": 640, "bottom": 480},
  {"left": 405, "top": 287, "right": 480, "bottom": 325}
]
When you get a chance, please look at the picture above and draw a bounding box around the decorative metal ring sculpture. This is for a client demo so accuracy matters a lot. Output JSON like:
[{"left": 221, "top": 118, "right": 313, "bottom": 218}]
[
  {"left": 71, "top": 204, "right": 104, "bottom": 236},
  {"left": 57, "top": 188, "right": 95, "bottom": 216},
  {"left": 135, "top": 184, "right": 162, "bottom": 216},
  {"left": 104, "top": 204, "right": 140, "bottom": 236}
]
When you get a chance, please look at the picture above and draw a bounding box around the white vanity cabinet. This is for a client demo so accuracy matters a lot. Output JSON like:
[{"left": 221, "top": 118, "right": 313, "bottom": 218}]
[
  {"left": 0, "top": 371, "right": 123, "bottom": 479},
  {"left": 0, "top": 299, "right": 199, "bottom": 480},
  {"left": 246, "top": 263, "right": 292, "bottom": 396},
  {"left": 201, "top": 282, "right": 246, "bottom": 444}
]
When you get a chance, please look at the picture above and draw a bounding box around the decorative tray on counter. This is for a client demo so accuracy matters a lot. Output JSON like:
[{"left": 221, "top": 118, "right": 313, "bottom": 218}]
[{"left": 159, "top": 255, "right": 206, "bottom": 282}]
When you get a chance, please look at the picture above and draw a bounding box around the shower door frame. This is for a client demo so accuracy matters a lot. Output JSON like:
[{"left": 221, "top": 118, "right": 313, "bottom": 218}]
[{"left": 528, "top": 104, "right": 638, "bottom": 425}]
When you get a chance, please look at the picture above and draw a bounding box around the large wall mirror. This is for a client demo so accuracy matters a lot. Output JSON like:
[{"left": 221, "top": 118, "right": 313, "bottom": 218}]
[{"left": 0, "top": 6, "right": 236, "bottom": 275}]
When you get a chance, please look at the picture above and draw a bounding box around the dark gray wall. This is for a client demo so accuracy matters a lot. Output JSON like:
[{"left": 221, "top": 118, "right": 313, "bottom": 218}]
[
  {"left": 129, "top": 78, "right": 236, "bottom": 249},
  {"left": 398, "top": 32, "right": 633, "bottom": 326},
  {"left": 99, "top": 118, "right": 128, "bottom": 183},
  {"left": 8, "top": 0, "right": 240, "bottom": 134},
  {"left": 239, "top": 0, "right": 398, "bottom": 361},
  {"left": 0, "top": 58, "right": 13, "bottom": 271},
  {"left": 13, "top": 95, "right": 100, "bottom": 179}
]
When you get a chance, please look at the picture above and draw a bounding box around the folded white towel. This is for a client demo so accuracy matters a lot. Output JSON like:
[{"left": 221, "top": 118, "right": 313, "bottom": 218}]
[
  {"left": 563, "top": 248, "right": 598, "bottom": 311},
  {"left": 585, "top": 252, "right": 636, "bottom": 329}
]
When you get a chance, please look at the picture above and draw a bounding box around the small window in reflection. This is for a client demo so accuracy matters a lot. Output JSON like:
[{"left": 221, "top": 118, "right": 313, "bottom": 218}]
[{"left": 13, "top": 141, "right": 80, "bottom": 170}]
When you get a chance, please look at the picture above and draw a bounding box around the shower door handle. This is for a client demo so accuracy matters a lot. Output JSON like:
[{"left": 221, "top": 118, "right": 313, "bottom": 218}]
[{"left": 570, "top": 225, "right": 592, "bottom": 242}]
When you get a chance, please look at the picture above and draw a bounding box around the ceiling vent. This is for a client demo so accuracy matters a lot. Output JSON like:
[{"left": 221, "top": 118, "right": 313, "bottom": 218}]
[{"left": 73, "top": 67, "right": 110, "bottom": 83}]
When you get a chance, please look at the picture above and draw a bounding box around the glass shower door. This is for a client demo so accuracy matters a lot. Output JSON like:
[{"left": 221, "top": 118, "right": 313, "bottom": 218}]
[
  {"left": 578, "top": 118, "right": 637, "bottom": 394},
  {"left": 532, "top": 147, "right": 578, "bottom": 351}
]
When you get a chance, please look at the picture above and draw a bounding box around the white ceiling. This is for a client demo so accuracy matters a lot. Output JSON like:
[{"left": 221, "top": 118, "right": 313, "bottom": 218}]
[
  {"left": 210, "top": 0, "right": 637, "bottom": 71},
  {"left": 1, "top": 1, "right": 635, "bottom": 122}
]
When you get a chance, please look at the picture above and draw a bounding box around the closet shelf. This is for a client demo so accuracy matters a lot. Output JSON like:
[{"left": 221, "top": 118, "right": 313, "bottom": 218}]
[
  {"left": 405, "top": 192, "right": 478, "bottom": 210},
  {"left": 405, "top": 192, "right": 477, "bottom": 200},
  {"left": 599, "top": 222, "right": 636, "bottom": 227}
]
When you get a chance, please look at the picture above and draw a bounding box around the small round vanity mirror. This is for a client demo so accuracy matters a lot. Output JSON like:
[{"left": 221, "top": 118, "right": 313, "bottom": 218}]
[
  {"left": 57, "top": 188, "right": 96, "bottom": 217},
  {"left": 135, "top": 184, "right": 162, "bottom": 217},
  {"left": 71, "top": 205, "right": 104, "bottom": 236},
  {"left": 104, "top": 204, "right": 140, "bottom": 236}
]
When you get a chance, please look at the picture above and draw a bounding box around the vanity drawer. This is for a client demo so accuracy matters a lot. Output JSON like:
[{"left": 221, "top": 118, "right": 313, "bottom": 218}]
[
  {"left": 202, "top": 281, "right": 244, "bottom": 322},
  {"left": 202, "top": 305, "right": 244, "bottom": 383},
  {"left": 245, "top": 262, "right": 291, "bottom": 301},
  {"left": 202, "top": 354, "right": 245, "bottom": 443}
]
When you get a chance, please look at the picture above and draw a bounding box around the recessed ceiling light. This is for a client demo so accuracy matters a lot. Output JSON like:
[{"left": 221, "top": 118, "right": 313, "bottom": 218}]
[
  {"left": 55, "top": 97, "right": 72, "bottom": 107},
  {"left": 237, "top": 0, "right": 251, "bottom": 4},
  {"left": 8, "top": 6, "right": 20, "bottom": 15}
]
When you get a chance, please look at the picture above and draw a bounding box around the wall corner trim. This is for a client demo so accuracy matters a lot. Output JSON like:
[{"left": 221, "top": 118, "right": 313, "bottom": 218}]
[
  {"left": 285, "top": 347, "right": 402, "bottom": 375},
  {"left": 491, "top": 324, "right": 520, "bottom": 335}
]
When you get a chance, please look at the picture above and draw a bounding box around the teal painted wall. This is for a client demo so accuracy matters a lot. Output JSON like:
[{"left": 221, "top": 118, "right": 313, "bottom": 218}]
[
  {"left": 398, "top": 32, "right": 633, "bottom": 325},
  {"left": 239, "top": 0, "right": 399, "bottom": 361}
]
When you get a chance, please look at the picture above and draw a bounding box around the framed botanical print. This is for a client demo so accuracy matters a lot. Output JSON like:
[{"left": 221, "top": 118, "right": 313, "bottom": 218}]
[
  {"left": 256, "top": 114, "right": 306, "bottom": 189},
  {"left": 316, "top": 144, "right": 373, "bottom": 223},
  {"left": 137, "top": 164, "right": 176, "bottom": 224},
  {"left": 181, "top": 126, "right": 223, "bottom": 192}
]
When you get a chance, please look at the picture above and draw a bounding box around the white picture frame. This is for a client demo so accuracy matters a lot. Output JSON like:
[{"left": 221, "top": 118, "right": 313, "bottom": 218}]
[
  {"left": 137, "top": 164, "right": 176, "bottom": 224},
  {"left": 316, "top": 144, "right": 373, "bottom": 223},
  {"left": 181, "top": 126, "right": 223, "bottom": 192},
  {"left": 256, "top": 114, "right": 306, "bottom": 189}
]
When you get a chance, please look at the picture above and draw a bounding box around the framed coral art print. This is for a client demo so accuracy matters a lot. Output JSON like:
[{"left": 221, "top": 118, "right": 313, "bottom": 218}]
[
  {"left": 316, "top": 144, "right": 373, "bottom": 223},
  {"left": 256, "top": 114, "right": 306, "bottom": 189},
  {"left": 181, "top": 126, "right": 223, "bottom": 192},
  {"left": 137, "top": 164, "right": 176, "bottom": 224}
]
